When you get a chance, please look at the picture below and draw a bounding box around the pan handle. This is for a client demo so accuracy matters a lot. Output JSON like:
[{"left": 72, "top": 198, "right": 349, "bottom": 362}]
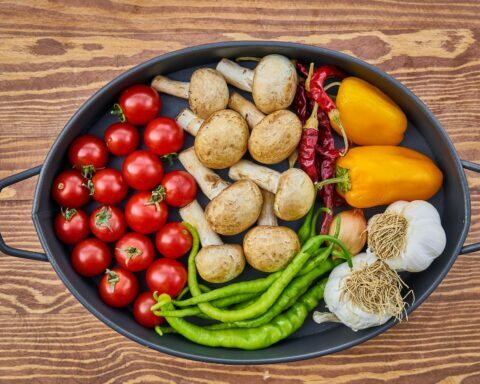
[
  {"left": 0, "top": 166, "right": 48, "bottom": 262},
  {"left": 461, "top": 160, "right": 480, "bottom": 254}
]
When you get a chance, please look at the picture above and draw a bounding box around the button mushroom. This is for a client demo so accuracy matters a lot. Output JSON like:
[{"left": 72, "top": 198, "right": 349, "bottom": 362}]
[
  {"left": 228, "top": 93, "right": 302, "bottom": 164},
  {"left": 179, "top": 147, "right": 263, "bottom": 235},
  {"left": 244, "top": 189, "right": 300, "bottom": 272},
  {"left": 176, "top": 108, "right": 249, "bottom": 169},
  {"left": 151, "top": 68, "right": 229, "bottom": 119},
  {"left": 180, "top": 200, "right": 245, "bottom": 283},
  {"left": 216, "top": 54, "right": 298, "bottom": 114},
  {"left": 229, "top": 160, "right": 315, "bottom": 221}
]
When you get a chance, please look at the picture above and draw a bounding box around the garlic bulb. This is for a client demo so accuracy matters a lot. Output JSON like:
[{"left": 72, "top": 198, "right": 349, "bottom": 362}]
[
  {"left": 367, "top": 200, "right": 446, "bottom": 272},
  {"left": 316, "top": 253, "right": 406, "bottom": 331}
]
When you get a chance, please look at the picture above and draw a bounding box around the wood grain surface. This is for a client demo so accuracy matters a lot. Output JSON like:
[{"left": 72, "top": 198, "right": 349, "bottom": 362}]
[{"left": 1, "top": 0, "right": 479, "bottom": 383}]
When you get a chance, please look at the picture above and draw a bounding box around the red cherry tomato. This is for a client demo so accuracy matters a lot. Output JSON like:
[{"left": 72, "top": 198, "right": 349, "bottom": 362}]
[
  {"left": 89, "top": 168, "right": 128, "bottom": 205},
  {"left": 146, "top": 259, "right": 187, "bottom": 298},
  {"left": 115, "top": 232, "right": 154, "bottom": 272},
  {"left": 125, "top": 190, "right": 168, "bottom": 234},
  {"left": 90, "top": 206, "right": 127, "bottom": 243},
  {"left": 98, "top": 268, "right": 139, "bottom": 308},
  {"left": 122, "top": 150, "right": 164, "bottom": 191},
  {"left": 144, "top": 117, "right": 184, "bottom": 156},
  {"left": 71, "top": 238, "right": 112, "bottom": 277},
  {"left": 155, "top": 222, "right": 192, "bottom": 259},
  {"left": 116, "top": 85, "right": 161, "bottom": 126},
  {"left": 68, "top": 134, "right": 109, "bottom": 178},
  {"left": 104, "top": 122, "right": 139, "bottom": 156},
  {"left": 160, "top": 171, "right": 197, "bottom": 207},
  {"left": 54, "top": 208, "right": 90, "bottom": 245},
  {"left": 133, "top": 291, "right": 165, "bottom": 328},
  {"left": 52, "top": 170, "right": 90, "bottom": 208}
]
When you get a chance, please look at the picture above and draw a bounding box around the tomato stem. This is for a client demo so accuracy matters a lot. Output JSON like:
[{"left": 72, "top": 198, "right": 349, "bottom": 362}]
[
  {"left": 105, "top": 269, "right": 119, "bottom": 291},
  {"left": 62, "top": 208, "right": 77, "bottom": 221},
  {"left": 111, "top": 103, "right": 126, "bottom": 122},
  {"left": 81, "top": 165, "right": 96, "bottom": 179},
  {"left": 95, "top": 206, "right": 113, "bottom": 231},
  {"left": 160, "top": 153, "right": 178, "bottom": 165},
  {"left": 145, "top": 186, "right": 166, "bottom": 211}
]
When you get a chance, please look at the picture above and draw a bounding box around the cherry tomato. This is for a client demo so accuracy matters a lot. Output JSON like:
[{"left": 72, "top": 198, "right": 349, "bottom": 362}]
[
  {"left": 89, "top": 168, "right": 128, "bottom": 205},
  {"left": 146, "top": 259, "right": 187, "bottom": 298},
  {"left": 68, "top": 134, "right": 109, "bottom": 178},
  {"left": 144, "top": 117, "right": 184, "bottom": 156},
  {"left": 54, "top": 208, "right": 90, "bottom": 245},
  {"left": 115, "top": 85, "right": 161, "bottom": 126},
  {"left": 104, "top": 122, "right": 139, "bottom": 156},
  {"left": 90, "top": 205, "right": 127, "bottom": 243},
  {"left": 160, "top": 171, "right": 197, "bottom": 207},
  {"left": 115, "top": 232, "right": 154, "bottom": 272},
  {"left": 133, "top": 291, "right": 165, "bottom": 328},
  {"left": 155, "top": 222, "right": 192, "bottom": 259},
  {"left": 71, "top": 238, "right": 111, "bottom": 277},
  {"left": 98, "top": 268, "right": 138, "bottom": 308},
  {"left": 122, "top": 150, "right": 164, "bottom": 191},
  {"left": 52, "top": 170, "right": 90, "bottom": 208},
  {"left": 125, "top": 190, "right": 168, "bottom": 234}
]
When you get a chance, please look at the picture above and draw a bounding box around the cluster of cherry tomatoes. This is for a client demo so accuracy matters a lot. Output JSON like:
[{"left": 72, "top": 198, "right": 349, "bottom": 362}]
[{"left": 51, "top": 84, "right": 197, "bottom": 328}]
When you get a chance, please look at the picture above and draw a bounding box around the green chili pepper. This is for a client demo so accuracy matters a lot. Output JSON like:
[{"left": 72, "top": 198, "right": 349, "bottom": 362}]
[
  {"left": 310, "top": 207, "right": 332, "bottom": 238},
  {"left": 182, "top": 234, "right": 347, "bottom": 323},
  {"left": 207, "top": 256, "right": 342, "bottom": 330},
  {"left": 173, "top": 272, "right": 279, "bottom": 307},
  {"left": 155, "top": 279, "right": 327, "bottom": 350},
  {"left": 176, "top": 284, "right": 211, "bottom": 301},
  {"left": 153, "top": 292, "right": 258, "bottom": 318},
  {"left": 297, "top": 203, "right": 315, "bottom": 246}
]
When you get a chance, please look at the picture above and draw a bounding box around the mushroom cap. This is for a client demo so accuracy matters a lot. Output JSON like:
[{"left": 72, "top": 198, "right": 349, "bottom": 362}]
[
  {"left": 189, "top": 68, "right": 229, "bottom": 119},
  {"left": 274, "top": 168, "right": 315, "bottom": 221},
  {"left": 252, "top": 54, "right": 298, "bottom": 114},
  {"left": 196, "top": 244, "right": 245, "bottom": 283},
  {"left": 194, "top": 109, "right": 249, "bottom": 169},
  {"left": 248, "top": 110, "right": 302, "bottom": 164},
  {"left": 205, "top": 179, "right": 263, "bottom": 235},
  {"left": 243, "top": 226, "right": 300, "bottom": 272}
]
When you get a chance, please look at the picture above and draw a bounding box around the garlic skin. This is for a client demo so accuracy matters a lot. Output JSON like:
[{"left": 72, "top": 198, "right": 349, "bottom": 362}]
[
  {"left": 324, "top": 253, "right": 391, "bottom": 331},
  {"left": 368, "top": 200, "right": 446, "bottom": 272}
]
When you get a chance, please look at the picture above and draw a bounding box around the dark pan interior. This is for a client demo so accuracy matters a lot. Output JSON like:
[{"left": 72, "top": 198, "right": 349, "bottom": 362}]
[{"left": 32, "top": 42, "right": 470, "bottom": 364}]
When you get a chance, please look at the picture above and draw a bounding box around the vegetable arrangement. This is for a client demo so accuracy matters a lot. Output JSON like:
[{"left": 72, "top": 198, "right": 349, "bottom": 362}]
[{"left": 51, "top": 54, "right": 447, "bottom": 351}]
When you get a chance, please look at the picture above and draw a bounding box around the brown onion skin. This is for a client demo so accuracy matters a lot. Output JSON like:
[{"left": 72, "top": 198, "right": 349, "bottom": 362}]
[{"left": 328, "top": 209, "right": 367, "bottom": 255}]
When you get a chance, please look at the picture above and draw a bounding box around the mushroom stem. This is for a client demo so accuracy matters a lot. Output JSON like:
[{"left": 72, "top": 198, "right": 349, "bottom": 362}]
[
  {"left": 228, "top": 159, "right": 280, "bottom": 193},
  {"left": 228, "top": 93, "right": 265, "bottom": 128},
  {"left": 178, "top": 147, "right": 230, "bottom": 200},
  {"left": 257, "top": 189, "right": 277, "bottom": 226},
  {"left": 216, "top": 58, "right": 254, "bottom": 92},
  {"left": 176, "top": 108, "right": 203, "bottom": 136},
  {"left": 151, "top": 75, "right": 189, "bottom": 99},
  {"left": 179, "top": 200, "right": 223, "bottom": 247}
]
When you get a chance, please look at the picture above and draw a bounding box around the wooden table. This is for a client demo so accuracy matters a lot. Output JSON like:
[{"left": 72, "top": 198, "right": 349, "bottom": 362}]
[{"left": 1, "top": 1, "right": 479, "bottom": 382}]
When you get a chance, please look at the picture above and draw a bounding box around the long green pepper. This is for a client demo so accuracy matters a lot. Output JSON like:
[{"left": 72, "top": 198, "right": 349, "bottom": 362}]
[
  {"left": 183, "top": 233, "right": 347, "bottom": 323},
  {"left": 156, "top": 279, "right": 327, "bottom": 350}
]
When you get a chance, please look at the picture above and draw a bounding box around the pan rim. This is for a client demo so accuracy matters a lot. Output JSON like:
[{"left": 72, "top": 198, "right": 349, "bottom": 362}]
[{"left": 32, "top": 41, "right": 471, "bottom": 364}]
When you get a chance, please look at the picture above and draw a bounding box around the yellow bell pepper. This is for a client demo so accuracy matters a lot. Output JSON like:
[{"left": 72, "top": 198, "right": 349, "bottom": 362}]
[
  {"left": 317, "top": 146, "right": 443, "bottom": 208},
  {"left": 332, "top": 77, "right": 407, "bottom": 146}
]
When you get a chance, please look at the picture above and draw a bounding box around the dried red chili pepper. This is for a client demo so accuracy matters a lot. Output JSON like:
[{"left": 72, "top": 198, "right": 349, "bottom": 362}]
[
  {"left": 293, "top": 82, "right": 309, "bottom": 125},
  {"left": 305, "top": 64, "right": 349, "bottom": 155},
  {"left": 298, "top": 102, "right": 320, "bottom": 182}
]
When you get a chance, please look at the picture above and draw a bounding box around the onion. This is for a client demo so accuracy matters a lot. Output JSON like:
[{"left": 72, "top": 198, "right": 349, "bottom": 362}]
[{"left": 328, "top": 209, "right": 367, "bottom": 255}]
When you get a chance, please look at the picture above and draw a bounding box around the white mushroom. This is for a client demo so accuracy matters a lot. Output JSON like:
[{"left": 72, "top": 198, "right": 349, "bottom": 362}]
[
  {"left": 151, "top": 68, "right": 229, "bottom": 119},
  {"left": 176, "top": 108, "right": 249, "bottom": 169},
  {"left": 228, "top": 93, "right": 302, "bottom": 164},
  {"left": 216, "top": 54, "right": 298, "bottom": 114},
  {"left": 229, "top": 160, "right": 315, "bottom": 221},
  {"left": 180, "top": 200, "right": 245, "bottom": 283},
  {"left": 179, "top": 148, "right": 263, "bottom": 235},
  {"left": 243, "top": 190, "right": 300, "bottom": 273}
]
